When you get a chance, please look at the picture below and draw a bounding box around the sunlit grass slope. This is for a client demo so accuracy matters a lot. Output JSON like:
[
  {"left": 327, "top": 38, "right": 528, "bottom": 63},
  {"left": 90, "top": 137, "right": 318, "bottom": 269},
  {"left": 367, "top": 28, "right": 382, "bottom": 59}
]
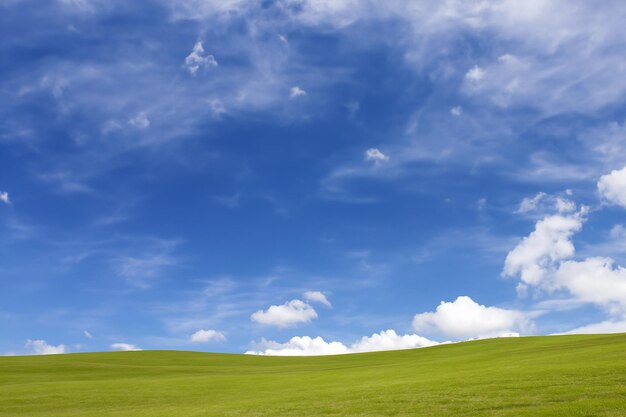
[{"left": 1, "top": 333, "right": 625, "bottom": 416}]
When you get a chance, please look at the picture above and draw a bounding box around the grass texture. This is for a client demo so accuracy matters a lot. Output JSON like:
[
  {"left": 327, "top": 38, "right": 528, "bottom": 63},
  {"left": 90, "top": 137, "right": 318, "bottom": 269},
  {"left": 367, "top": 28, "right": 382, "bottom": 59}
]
[{"left": 1, "top": 333, "right": 625, "bottom": 416}]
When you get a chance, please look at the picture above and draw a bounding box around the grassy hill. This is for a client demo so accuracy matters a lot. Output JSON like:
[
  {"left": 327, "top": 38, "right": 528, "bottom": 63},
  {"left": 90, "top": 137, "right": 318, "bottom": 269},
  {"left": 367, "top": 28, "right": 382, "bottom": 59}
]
[{"left": 1, "top": 333, "right": 625, "bottom": 416}]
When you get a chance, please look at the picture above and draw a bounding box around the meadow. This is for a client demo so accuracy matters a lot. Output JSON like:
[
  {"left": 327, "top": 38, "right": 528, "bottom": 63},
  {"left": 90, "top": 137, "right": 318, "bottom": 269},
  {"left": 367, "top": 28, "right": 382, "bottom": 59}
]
[{"left": 1, "top": 333, "right": 625, "bottom": 416}]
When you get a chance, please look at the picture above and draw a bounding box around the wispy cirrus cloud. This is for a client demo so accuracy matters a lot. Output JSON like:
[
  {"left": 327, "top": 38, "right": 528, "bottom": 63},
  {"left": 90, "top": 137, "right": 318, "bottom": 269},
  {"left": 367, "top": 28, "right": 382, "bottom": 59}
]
[
  {"left": 115, "top": 254, "right": 178, "bottom": 288},
  {"left": 4, "top": 0, "right": 626, "bottom": 356}
]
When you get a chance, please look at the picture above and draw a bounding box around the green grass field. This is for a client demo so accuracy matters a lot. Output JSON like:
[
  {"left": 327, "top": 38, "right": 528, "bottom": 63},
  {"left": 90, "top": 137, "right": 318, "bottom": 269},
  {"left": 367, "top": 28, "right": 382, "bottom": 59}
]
[{"left": 1, "top": 333, "right": 625, "bottom": 416}]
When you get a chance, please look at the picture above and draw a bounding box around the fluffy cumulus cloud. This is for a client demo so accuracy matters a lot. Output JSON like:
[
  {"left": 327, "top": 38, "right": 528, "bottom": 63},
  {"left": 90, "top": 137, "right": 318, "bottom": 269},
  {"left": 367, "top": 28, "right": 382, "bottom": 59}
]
[
  {"left": 247, "top": 336, "right": 349, "bottom": 356},
  {"left": 110, "top": 343, "right": 141, "bottom": 351},
  {"left": 554, "top": 258, "right": 626, "bottom": 312},
  {"left": 190, "top": 329, "right": 226, "bottom": 343},
  {"left": 350, "top": 329, "right": 437, "bottom": 353},
  {"left": 505, "top": 184, "right": 626, "bottom": 318},
  {"left": 303, "top": 291, "right": 332, "bottom": 307},
  {"left": 250, "top": 299, "right": 317, "bottom": 327},
  {"left": 25, "top": 339, "right": 66, "bottom": 355},
  {"left": 412, "top": 296, "right": 531, "bottom": 340},
  {"left": 598, "top": 167, "right": 626, "bottom": 208},
  {"left": 6, "top": 0, "right": 626, "bottom": 354},
  {"left": 184, "top": 41, "right": 218, "bottom": 75},
  {"left": 503, "top": 210, "right": 585, "bottom": 286},
  {"left": 246, "top": 329, "right": 437, "bottom": 356}
]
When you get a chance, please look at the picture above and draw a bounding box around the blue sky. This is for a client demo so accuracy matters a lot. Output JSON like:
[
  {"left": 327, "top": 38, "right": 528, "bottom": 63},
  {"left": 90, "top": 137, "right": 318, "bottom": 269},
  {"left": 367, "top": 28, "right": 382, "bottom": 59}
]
[{"left": 2, "top": 0, "right": 626, "bottom": 355}]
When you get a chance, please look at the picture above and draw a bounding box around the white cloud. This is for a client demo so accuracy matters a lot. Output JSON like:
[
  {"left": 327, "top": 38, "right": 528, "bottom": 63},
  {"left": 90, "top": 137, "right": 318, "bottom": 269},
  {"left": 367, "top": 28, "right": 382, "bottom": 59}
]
[
  {"left": 554, "top": 257, "right": 626, "bottom": 312},
  {"left": 554, "top": 198, "right": 576, "bottom": 214},
  {"left": 450, "top": 106, "right": 462, "bottom": 116},
  {"left": 110, "top": 343, "right": 141, "bottom": 351},
  {"left": 505, "top": 200, "right": 626, "bottom": 315},
  {"left": 246, "top": 336, "right": 349, "bottom": 356},
  {"left": 497, "top": 53, "right": 518, "bottom": 65},
  {"left": 0, "top": 191, "right": 9, "bottom": 204},
  {"left": 350, "top": 329, "right": 437, "bottom": 353},
  {"left": 129, "top": 111, "right": 150, "bottom": 129},
  {"left": 83, "top": 330, "right": 93, "bottom": 339},
  {"left": 564, "top": 318, "right": 626, "bottom": 335},
  {"left": 303, "top": 291, "right": 331, "bottom": 307},
  {"left": 190, "top": 329, "right": 226, "bottom": 343},
  {"left": 278, "top": 1, "right": 626, "bottom": 114},
  {"left": 365, "top": 148, "right": 389, "bottom": 162},
  {"left": 503, "top": 211, "right": 585, "bottom": 286},
  {"left": 456, "top": 21, "right": 626, "bottom": 112},
  {"left": 289, "top": 86, "right": 307, "bottom": 98},
  {"left": 412, "top": 296, "right": 532, "bottom": 340},
  {"left": 516, "top": 192, "right": 576, "bottom": 215},
  {"left": 250, "top": 299, "right": 317, "bottom": 327},
  {"left": 185, "top": 41, "right": 218, "bottom": 75},
  {"left": 598, "top": 167, "right": 626, "bottom": 208},
  {"left": 25, "top": 339, "right": 66, "bottom": 355},
  {"left": 465, "top": 65, "right": 485, "bottom": 82},
  {"left": 11, "top": 0, "right": 626, "bottom": 203},
  {"left": 246, "top": 329, "right": 437, "bottom": 356},
  {"left": 516, "top": 193, "right": 546, "bottom": 213}
]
